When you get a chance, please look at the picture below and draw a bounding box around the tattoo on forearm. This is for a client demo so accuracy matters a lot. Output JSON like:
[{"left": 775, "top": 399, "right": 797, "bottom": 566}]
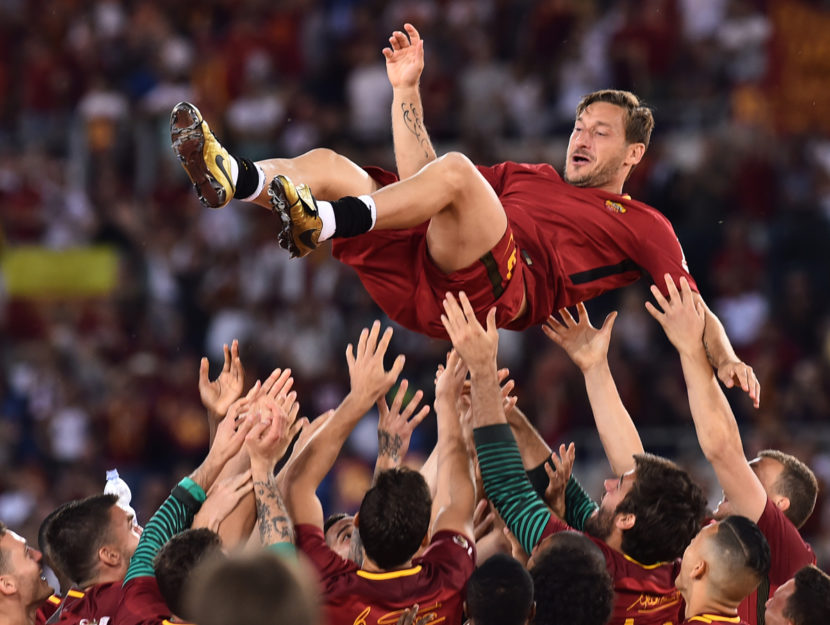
[
  {"left": 401, "top": 102, "right": 431, "bottom": 158},
  {"left": 378, "top": 430, "right": 404, "bottom": 463},
  {"left": 254, "top": 476, "right": 293, "bottom": 545},
  {"left": 702, "top": 337, "right": 716, "bottom": 367}
]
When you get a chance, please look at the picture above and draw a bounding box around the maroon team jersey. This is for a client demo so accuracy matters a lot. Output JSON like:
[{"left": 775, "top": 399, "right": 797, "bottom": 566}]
[
  {"left": 35, "top": 594, "right": 62, "bottom": 625},
  {"left": 738, "top": 498, "right": 815, "bottom": 625},
  {"left": 681, "top": 614, "right": 747, "bottom": 625},
  {"left": 114, "top": 576, "right": 193, "bottom": 625},
  {"left": 332, "top": 162, "right": 696, "bottom": 339},
  {"left": 296, "top": 524, "right": 475, "bottom": 625},
  {"left": 48, "top": 583, "right": 122, "bottom": 625},
  {"left": 540, "top": 516, "right": 684, "bottom": 625},
  {"left": 475, "top": 162, "right": 697, "bottom": 326}
]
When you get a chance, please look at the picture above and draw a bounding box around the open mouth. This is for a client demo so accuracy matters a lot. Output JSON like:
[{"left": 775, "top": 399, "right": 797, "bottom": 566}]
[{"left": 571, "top": 154, "right": 591, "bottom": 165}]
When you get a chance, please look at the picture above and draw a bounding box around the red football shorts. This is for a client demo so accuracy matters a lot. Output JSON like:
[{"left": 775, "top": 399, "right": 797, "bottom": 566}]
[{"left": 330, "top": 167, "right": 526, "bottom": 340}]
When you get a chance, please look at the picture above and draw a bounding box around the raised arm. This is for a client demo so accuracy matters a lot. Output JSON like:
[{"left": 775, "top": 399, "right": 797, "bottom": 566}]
[
  {"left": 542, "top": 302, "right": 644, "bottom": 476},
  {"left": 245, "top": 395, "right": 305, "bottom": 548},
  {"left": 374, "top": 379, "right": 430, "bottom": 477},
  {"left": 384, "top": 23, "right": 437, "bottom": 178},
  {"left": 441, "top": 292, "right": 551, "bottom": 553},
  {"left": 283, "top": 322, "right": 405, "bottom": 528},
  {"left": 199, "top": 339, "right": 245, "bottom": 445},
  {"left": 126, "top": 405, "right": 253, "bottom": 582},
  {"left": 694, "top": 292, "right": 761, "bottom": 408},
  {"left": 647, "top": 275, "right": 767, "bottom": 522},
  {"left": 430, "top": 349, "right": 475, "bottom": 538}
]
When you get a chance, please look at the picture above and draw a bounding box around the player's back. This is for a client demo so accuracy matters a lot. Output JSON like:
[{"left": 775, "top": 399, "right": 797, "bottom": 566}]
[{"left": 297, "top": 525, "right": 474, "bottom": 625}]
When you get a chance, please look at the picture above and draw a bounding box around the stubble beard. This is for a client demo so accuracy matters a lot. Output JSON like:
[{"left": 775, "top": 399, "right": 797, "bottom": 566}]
[
  {"left": 583, "top": 506, "right": 616, "bottom": 542},
  {"left": 564, "top": 151, "right": 627, "bottom": 190}
]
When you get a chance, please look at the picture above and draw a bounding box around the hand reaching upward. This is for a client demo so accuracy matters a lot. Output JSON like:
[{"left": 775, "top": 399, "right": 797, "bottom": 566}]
[
  {"left": 542, "top": 303, "right": 617, "bottom": 373},
  {"left": 383, "top": 23, "right": 424, "bottom": 89}
]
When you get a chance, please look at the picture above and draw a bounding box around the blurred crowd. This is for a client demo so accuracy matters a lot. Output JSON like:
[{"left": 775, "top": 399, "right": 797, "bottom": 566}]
[{"left": 1, "top": 0, "right": 830, "bottom": 571}]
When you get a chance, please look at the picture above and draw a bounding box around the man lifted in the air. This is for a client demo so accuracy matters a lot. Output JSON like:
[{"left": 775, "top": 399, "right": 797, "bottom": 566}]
[{"left": 171, "top": 24, "right": 760, "bottom": 407}]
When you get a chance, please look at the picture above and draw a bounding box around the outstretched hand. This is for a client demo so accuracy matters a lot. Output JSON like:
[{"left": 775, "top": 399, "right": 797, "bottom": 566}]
[
  {"left": 440, "top": 292, "right": 498, "bottom": 375},
  {"left": 377, "top": 379, "right": 430, "bottom": 467},
  {"left": 544, "top": 443, "right": 575, "bottom": 520},
  {"left": 346, "top": 321, "right": 406, "bottom": 408},
  {"left": 383, "top": 23, "right": 424, "bottom": 89},
  {"left": 542, "top": 303, "right": 617, "bottom": 373},
  {"left": 645, "top": 275, "right": 705, "bottom": 354},
  {"left": 245, "top": 396, "right": 306, "bottom": 474},
  {"left": 207, "top": 397, "right": 256, "bottom": 467},
  {"left": 646, "top": 274, "right": 760, "bottom": 408},
  {"left": 199, "top": 339, "right": 245, "bottom": 421}
]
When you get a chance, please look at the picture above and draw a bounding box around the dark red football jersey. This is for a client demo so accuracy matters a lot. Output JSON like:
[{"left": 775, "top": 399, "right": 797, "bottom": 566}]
[
  {"left": 541, "top": 515, "right": 684, "bottom": 625},
  {"left": 738, "top": 498, "right": 815, "bottom": 625},
  {"left": 35, "top": 594, "right": 62, "bottom": 625},
  {"left": 296, "top": 524, "right": 475, "bottom": 625},
  {"left": 52, "top": 583, "right": 122, "bottom": 625},
  {"left": 114, "top": 576, "right": 193, "bottom": 625},
  {"left": 333, "top": 162, "right": 696, "bottom": 339}
]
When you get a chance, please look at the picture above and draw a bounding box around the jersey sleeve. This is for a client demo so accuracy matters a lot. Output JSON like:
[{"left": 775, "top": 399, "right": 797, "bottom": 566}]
[
  {"left": 756, "top": 497, "right": 816, "bottom": 586},
  {"left": 473, "top": 424, "right": 554, "bottom": 555},
  {"left": 295, "top": 524, "right": 354, "bottom": 579},
  {"left": 633, "top": 211, "right": 697, "bottom": 294},
  {"left": 124, "top": 477, "right": 205, "bottom": 583},
  {"left": 116, "top": 577, "right": 171, "bottom": 625},
  {"left": 526, "top": 461, "right": 598, "bottom": 531},
  {"left": 418, "top": 530, "right": 476, "bottom": 589}
]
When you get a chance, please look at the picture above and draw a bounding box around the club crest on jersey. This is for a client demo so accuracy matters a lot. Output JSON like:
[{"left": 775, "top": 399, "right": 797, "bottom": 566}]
[{"left": 605, "top": 200, "right": 627, "bottom": 214}]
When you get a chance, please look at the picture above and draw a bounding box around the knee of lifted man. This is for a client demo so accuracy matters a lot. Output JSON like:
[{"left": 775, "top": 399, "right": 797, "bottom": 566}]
[{"left": 438, "top": 151, "right": 476, "bottom": 193}]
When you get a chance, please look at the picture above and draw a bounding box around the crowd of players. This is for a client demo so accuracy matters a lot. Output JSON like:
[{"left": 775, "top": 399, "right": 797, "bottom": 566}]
[{"left": 2, "top": 282, "right": 828, "bottom": 625}]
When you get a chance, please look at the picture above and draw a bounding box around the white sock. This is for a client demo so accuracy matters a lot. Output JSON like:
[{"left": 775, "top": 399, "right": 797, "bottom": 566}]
[
  {"left": 358, "top": 194, "right": 377, "bottom": 230},
  {"left": 229, "top": 156, "right": 239, "bottom": 185},
  {"left": 241, "top": 163, "right": 266, "bottom": 201},
  {"left": 317, "top": 201, "right": 336, "bottom": 241}
]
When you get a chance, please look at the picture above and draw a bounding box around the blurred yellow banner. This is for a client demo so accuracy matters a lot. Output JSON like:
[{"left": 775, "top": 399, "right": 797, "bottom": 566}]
[{"left": 1, "top": 246, "right": 118, "bottom": 297}]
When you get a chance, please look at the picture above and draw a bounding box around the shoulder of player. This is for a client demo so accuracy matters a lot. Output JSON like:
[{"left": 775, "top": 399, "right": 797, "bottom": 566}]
[
  {"left": 415, "top": 531, "right": 475, "bottom": 563},
  {"left": 757, "top": 497, "right": 815, "bottom": 563}
]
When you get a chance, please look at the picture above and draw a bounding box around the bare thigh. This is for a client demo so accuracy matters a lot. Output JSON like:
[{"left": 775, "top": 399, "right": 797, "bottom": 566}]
[{"left": 370, "top": 152, "right": 507, "bottom": 273}]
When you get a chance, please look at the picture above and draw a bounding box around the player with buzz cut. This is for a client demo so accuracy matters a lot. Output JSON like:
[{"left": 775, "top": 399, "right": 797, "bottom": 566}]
[
  {"left": 675, "top": 515, "right": 771, "bottom": 625},
  {"left": 170, "top": 22, "right": 760, "bottom": 410}
]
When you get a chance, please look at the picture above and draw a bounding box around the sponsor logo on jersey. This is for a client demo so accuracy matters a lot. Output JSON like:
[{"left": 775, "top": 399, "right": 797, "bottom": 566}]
[{"left": 605, "top": 200, "right": 627, "bottom": 214}]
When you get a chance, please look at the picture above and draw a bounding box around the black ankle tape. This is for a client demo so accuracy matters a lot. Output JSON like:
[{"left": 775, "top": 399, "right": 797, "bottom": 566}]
[
  {"left": 233, "top": 157, "right": 260, "bottom": 199},
  {"left": 331, "top": 196, "right": 373, "bottom": 238}
]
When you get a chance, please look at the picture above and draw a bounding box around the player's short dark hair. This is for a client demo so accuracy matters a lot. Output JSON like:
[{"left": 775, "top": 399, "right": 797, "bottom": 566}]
[
  {"left": 784, "top": 565, "right": 830, "bottom": 625},
  {"left": 38, "top": 502, "right": 72, "bottom": 583},
  {"left": 357, "top": 468, "right": 431, "bottom": 570},
  {"left": 758, "top": 450, "right": 818, "bottom": 528},
  {"left": 530, "top": 532, "right": 613, "bottom": 625},
  {"left": 616, "top": 454, "right": 707, "bottom": 565},
  {"left": 185, "top": 550, "right": 319, "bottom": 625},
  {"left": 45, "top": 494, "right": 118, "bottom": 585},
  {"left": 713, "top": 516, "right": 771, "bottom": 593},
  {"left": 576, "top": 90, "right": 654, "bottom": 149},
  {"left": 154, "top": 528, "right": 223, "bottom": 619},
  {"left": 467, "top": 554, "right": 534, "bottom": 625}
]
